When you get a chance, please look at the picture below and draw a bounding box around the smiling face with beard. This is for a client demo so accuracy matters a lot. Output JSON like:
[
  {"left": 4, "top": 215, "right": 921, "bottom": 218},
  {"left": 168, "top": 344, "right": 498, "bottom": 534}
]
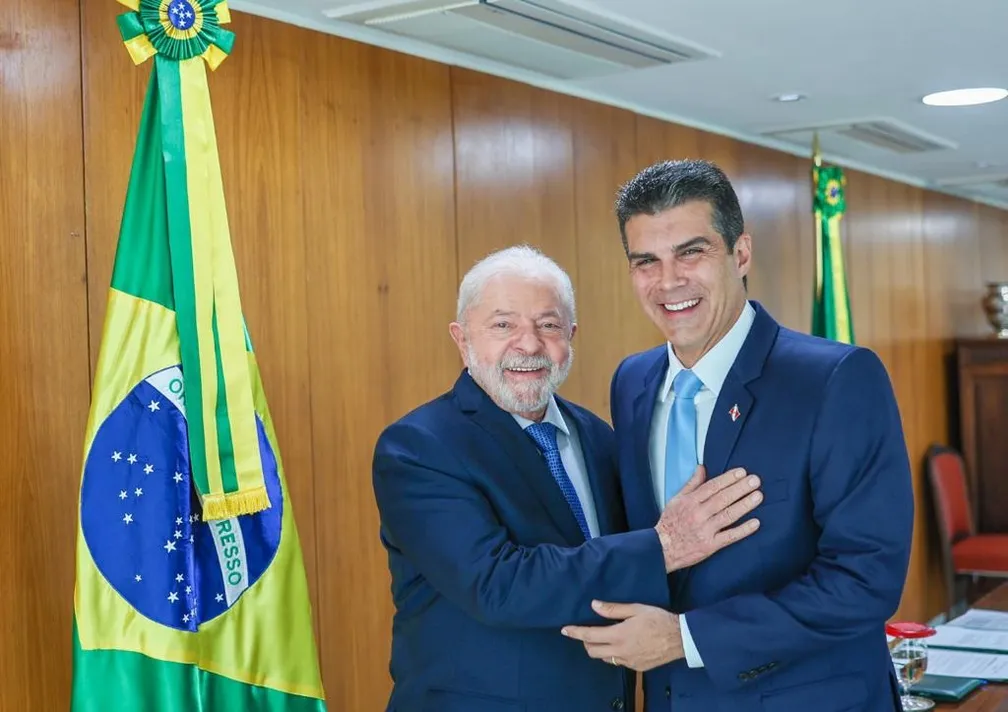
[{"left": 449, "top": 272, "right": 575, "bottom": 421}]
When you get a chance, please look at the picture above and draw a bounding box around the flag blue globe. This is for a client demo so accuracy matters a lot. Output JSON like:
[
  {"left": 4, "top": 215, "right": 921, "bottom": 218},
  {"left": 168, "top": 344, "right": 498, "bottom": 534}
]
[{"left": 79, "top": 364, "right": 284, "bottom": 632}]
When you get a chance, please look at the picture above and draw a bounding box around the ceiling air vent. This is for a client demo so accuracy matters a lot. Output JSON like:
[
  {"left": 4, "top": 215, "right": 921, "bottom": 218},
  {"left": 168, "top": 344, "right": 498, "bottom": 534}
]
[
  {"left": 323, "top": 0, "right": 718, "bottom": 80},
  {"left": 836, "top": 121, "right": 952, "bottom": 154},
  {"left": 761, "top": 118, "right": 956, "bottom": 155}
]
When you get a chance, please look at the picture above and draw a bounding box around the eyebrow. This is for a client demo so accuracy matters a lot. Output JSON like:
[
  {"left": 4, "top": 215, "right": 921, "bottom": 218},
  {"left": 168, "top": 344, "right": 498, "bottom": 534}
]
[
  {"left": 485, "top": 309, "right": 563, "bottom": 321},
  {"left": 628, "top": 236, "right": 713, "bottom": 262}
]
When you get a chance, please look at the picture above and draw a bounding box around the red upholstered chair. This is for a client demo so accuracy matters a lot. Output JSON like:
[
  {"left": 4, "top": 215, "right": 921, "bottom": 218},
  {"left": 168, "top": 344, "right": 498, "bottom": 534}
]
[{"left": 925, "top": 444, "right": 1008, "bottom": 616}]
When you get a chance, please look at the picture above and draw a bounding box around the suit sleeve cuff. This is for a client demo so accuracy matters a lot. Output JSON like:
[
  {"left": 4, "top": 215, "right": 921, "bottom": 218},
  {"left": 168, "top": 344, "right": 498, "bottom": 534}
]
[{"left": 681, "top": 613, "right": 704, "bottom": 668}]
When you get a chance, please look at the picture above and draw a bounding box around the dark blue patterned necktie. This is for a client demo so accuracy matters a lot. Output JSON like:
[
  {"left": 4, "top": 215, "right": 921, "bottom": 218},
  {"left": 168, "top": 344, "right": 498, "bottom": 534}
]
[{"left": 525, "top": 422, "right": 592, "bottom": 540}]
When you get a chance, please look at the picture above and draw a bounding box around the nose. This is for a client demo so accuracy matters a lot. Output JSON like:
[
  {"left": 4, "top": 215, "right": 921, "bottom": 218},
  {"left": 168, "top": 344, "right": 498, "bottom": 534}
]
[
  {"left": 513, "top": 324, "right": 544, "bottom": 353},
  {"left": 659, "top": 256, "right": 687, "bottom": 291}
]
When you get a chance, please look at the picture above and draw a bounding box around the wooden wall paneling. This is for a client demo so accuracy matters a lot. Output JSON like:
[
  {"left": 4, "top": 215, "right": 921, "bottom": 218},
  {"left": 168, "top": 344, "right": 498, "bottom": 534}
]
[
  {"left": 370, "top": 49, "right": 460, "bottom": 423},
  {"left": 979, "top": 204, "right": 1008, "bottom": 286},
  {"left": 888, "top": 181, "right": 929, "bottom": 622},
  {"left": 921, "top": 190, "right": 970, "bottom": 614},
  {"left": 301, "top": 34, "right": 458, "bottom": 710},
  {"left": 569, "top": 99, "right": 656, "bottom": 419},
  {"left": 635, "top": 115, "right": 703, "bottom": 169},
  {"left": 905, "top": 185, "right": 934, "bottom": 623},
  {"left": 450, "top": 69, "right": 583, "bottom": 401},
  {"left": 949, "top": 202, "right": 986, "bottom": 338},
  {"left": 732, "top": 145, "right": 809, "bottom": 331},
  {"left": 792, "top": 157, "right": 818, "bottom": 335},
  {"left": 299, "top": 33, "right": 386, "bottom": 711},
  {"left": 203, "top": 14, "right": 320, "bottom": 640},
  {"left": 843, "top": 172, "right": 878, "bottom": 352},
  {"left": 80, "top": 0, "right": 149, "bottom": 365},
  {"left": 0, "top": 0, "right": 90, "bottom": 708}
]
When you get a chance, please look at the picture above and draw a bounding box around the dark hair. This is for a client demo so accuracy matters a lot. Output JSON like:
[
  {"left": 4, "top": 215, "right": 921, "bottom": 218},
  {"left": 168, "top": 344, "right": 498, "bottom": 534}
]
[{"left": 615, "top": 159, "right": 745, "bottom": 255}]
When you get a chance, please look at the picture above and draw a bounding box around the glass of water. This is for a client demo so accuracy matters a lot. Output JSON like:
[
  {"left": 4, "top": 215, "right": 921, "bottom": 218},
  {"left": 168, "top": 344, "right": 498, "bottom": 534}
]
[{"left": 887, "top": 622, "right": 936, "bottom": 711}]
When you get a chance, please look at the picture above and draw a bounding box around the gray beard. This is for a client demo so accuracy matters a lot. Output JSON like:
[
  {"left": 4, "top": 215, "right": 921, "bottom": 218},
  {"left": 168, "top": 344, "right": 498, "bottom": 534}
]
[{"left": 466, "top": 344, "right": 573, "bottom": 415}]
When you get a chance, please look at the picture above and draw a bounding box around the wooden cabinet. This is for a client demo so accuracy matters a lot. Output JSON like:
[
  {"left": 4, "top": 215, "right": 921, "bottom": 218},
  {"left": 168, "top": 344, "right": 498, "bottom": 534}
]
[{"left": 956, "top": 338, "right": 1008, "bottom": 533}]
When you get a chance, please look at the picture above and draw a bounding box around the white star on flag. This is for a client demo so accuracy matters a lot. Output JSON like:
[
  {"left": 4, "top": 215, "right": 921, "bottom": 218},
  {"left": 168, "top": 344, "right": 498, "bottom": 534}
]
[
  {"left": 148, "top": 400, "right": 160, "bottom": 412},
  {"left": 143, "top": 464, "right": 154, "bottom": 475},
  {"left": 112, "top": 451, "right": 122, "bottom": 462},
  {"left": 173, "top": 472, "right": 183, "bottom": 483},
  {"left": 174, "top": 530, "right": 182, "bottom": 539},
  {"left": 135, "top": 574, "right": 142, "bottom": 582},
  {"left": 127, "top": 454, "right": 137, "bottom": 464},
  {"left": 176, "top": 573, "right": 184, "bottom": 582},
  {"left": 215, "top": 593, "right": 224, "bottom": 603},
  {"left": 119, "top": 490, "right": 127, "bottom": 500},
  {"left": 168, "top": 591, "right": 178, "bottom": 603},
  {"left": 123, "top": 513, "right": 133, "bottom": 524},
  {"left": 176, "top": 517, "right": 183, "bottom": 526},
  {"left": 185, "top": 585, "right": 192, "bottom": 594},
  {"left": 164, "top": 540, "right": 176, "bottom": 553},
  {"left": 183, "top": 613, "right": 190, "bottom": 623},
  {"left": 135, "top": 487, "right": 143, "bottom": 497}
]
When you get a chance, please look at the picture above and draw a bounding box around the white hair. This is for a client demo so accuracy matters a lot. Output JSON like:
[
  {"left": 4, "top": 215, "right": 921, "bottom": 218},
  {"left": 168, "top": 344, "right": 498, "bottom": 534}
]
[{"left": 456, "top": 245, "right": 576, "bottom": 327}]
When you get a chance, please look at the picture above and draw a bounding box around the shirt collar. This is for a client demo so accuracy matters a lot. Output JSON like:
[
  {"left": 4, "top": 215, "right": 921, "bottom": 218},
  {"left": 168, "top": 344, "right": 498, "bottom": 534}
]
[
  {"left": 511, "top": 395, "right": 570, "bottom": 436},
  {"left": 659, "top": 300, "right": 756, "bottom": 402}
]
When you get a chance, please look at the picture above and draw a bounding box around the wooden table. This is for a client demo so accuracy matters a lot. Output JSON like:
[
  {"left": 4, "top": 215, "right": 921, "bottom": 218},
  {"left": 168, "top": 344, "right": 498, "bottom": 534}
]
[{"left": 935, "top": 583, "right": 1008, "bottom": 711}]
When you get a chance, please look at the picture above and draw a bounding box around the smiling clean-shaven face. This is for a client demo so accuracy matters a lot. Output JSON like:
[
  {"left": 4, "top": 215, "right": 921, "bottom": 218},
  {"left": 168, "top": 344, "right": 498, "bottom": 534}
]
[{"left": 625, "top": 200, "right": 751, "bottom": 368}]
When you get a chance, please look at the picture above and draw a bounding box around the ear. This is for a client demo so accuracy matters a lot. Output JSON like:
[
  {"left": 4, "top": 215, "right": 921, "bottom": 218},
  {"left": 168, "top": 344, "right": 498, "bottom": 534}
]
[
  {"left": 734, "top": 233, "right": 753, "bottom": 277},
  {"left": 449, "top": 322, "right": 468, "bottom": 364},
  {"left": 569, "top": 322, "right": 578, "bottom": 342}
]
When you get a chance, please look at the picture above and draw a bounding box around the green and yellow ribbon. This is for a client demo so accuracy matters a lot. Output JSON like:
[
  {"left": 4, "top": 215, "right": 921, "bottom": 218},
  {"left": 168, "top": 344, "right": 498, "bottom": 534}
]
[{"left": 115, "top": 0, "right": 269, "bottom": 520}]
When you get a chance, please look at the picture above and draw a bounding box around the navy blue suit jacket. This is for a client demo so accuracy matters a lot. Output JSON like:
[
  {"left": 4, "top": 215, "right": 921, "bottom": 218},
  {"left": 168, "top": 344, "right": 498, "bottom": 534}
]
[
  {"left": 372, "top": 370, "right": 671, "bottom": 712},
  {"left": 610, "top": 301, "right": 914, "bottom": 712}
]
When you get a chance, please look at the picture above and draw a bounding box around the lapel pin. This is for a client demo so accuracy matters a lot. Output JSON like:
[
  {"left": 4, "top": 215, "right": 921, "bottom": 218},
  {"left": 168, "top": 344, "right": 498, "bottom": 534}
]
[{"left": 729, "top": 404, "right": 741, "bottom": 422}]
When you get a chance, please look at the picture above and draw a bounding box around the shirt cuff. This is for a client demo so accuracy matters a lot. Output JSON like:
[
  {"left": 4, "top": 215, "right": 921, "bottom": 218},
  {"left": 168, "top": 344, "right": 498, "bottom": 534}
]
[{"left": 680, "top": 613, "right": 704, "bottom": 668}]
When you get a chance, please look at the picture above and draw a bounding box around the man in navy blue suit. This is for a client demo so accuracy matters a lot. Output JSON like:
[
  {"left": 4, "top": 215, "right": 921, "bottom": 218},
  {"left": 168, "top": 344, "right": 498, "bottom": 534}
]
[
  {"left": 562, "top": 160, "right": 914, "bottom": 711},
  {"left": 372, "top": 245, "right": 765, "bottom": 711}
]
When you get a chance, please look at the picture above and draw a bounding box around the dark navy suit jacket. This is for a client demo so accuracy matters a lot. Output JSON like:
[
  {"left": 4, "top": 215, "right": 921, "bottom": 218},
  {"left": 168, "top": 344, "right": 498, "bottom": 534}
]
[
  {"left": 610, "top": 301, "right": 914, "bottom": 712},
  {"left": 372, "top": 370, "right": 671, "bottom": 712}
]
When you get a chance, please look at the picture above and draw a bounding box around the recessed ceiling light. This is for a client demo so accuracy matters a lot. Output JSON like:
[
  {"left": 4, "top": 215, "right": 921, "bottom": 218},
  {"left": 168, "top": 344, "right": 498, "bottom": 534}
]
[
  {"left": 773, "top": 93, "right": 806, "bottom": 103},
  {"left": 922, "top": 87, "right": 1008, "bottom": 106}
]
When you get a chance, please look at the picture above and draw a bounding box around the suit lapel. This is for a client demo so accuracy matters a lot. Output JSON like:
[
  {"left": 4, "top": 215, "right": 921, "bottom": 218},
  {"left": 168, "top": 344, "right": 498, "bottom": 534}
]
[
  {"left": 631, "top": 352, "right": 668, "bottom": 527},
  {"left": 703, "top": 371, "right": 754, "bottom": 478},
  {"left": 455, "top": 371, "right": 585, "bottom": 545},
  {"left": 702, "top": 301, "right": 778, "bottom": 477},
  {"left": 558, "top": 401, "right": 616, "bottom": 536}
]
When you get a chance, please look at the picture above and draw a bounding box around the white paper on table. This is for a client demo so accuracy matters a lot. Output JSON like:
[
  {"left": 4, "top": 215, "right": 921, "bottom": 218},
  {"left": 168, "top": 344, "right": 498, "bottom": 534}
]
[
  {"left": 931, "top": 625, "right": 1008, "bottom": 653},
  {"left": 947, "top": 609, "right": 1008, "bottom": 632},
  {"left": 924, "top": 648, "right": 1008, "bottom": 681}
]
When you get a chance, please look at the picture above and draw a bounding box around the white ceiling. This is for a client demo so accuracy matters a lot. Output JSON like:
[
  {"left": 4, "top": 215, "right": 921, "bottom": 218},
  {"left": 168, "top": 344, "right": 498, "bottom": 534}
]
[{"left": 230, "top": 0, "right": 1008, "bottom": 209}]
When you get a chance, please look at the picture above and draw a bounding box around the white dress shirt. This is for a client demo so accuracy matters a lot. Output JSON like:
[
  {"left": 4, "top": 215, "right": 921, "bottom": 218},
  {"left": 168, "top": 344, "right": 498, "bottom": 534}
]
[
  {"left": 513, "top": 396, "right": 600, "bottom": 538},
  {"left": 648, "top": 301, "right": 756, "bottom": 667}
]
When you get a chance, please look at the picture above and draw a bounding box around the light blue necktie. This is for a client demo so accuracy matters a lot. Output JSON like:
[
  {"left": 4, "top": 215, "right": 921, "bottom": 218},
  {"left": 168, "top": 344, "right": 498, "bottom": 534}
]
[
  {"left": 664, "top": 369, "right": 704, "bottom": 503},
  {"left": 525, "top": 422, "right": 592, "bottom": 540}
]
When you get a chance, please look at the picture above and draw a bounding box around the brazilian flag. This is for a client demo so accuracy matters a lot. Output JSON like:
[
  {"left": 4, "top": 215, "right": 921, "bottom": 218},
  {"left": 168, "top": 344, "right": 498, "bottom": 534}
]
[
  {"left": 811, "top": 138, "right": 855, "bottom": 344},
  {"left": 70, "top": 2, "right": 326, "bottom": 709}
]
